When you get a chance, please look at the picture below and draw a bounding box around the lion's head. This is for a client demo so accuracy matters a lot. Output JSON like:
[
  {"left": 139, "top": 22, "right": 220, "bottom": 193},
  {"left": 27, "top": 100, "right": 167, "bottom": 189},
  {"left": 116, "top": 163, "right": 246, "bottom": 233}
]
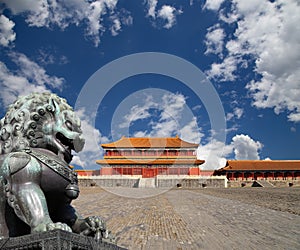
[{"left": 0, "top": 92, "right": 85, "bottom": 163}]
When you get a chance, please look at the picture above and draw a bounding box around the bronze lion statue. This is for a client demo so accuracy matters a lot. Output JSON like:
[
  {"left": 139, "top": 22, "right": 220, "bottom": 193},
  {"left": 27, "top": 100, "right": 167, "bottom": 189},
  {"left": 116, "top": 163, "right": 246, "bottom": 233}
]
[{"left": 0, "top": 92, "right": 111, "bottom": 242}]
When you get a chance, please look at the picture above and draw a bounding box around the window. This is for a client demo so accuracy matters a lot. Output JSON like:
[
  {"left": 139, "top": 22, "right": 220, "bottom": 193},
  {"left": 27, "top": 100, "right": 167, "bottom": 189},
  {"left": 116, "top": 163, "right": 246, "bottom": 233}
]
[
  {"left": 168, "top": 150, "right": 177, "bottom": 156},
  {"left": 169, "top": 168, "right": 178, "bottom": 175},
  {"left": 123, "top": 168, "right": 132, "bottom": 175},
  {"left": 179, "top": 168, "right": 189, "bottom": 175},
  {"left": 121, "top": 150, "right": 132, "bottom": 156},
  {"left": 112, "top": 150, "right": 121, "bottom": 156},
  {"left": 179, "top": 151, "right": 188, "bottom": 156},
  {"left": 144, "top": 150, "right": 155, "bottom": 156},
  {"left": 158, "top": 167, "right": 167, "bottom": 175},
  {"left": 134, "top": 150, "right": 143, "bottom": 156},
  {"left": 133, "top": 168, "right": 142, "bottom": 175}
]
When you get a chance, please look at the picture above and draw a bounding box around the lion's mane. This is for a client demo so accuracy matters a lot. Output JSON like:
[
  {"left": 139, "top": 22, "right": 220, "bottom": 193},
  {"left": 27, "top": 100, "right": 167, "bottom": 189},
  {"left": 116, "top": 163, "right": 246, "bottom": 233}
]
[{"left": 0, "top": 92, "right": 74, "bottom": 154}]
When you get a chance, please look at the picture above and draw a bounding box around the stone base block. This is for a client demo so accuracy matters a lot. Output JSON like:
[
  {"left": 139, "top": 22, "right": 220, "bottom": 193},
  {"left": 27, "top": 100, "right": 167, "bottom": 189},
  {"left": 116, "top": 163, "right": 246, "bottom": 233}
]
[{"left": 0, "top": 230, "right": 126, "bottom": 250}]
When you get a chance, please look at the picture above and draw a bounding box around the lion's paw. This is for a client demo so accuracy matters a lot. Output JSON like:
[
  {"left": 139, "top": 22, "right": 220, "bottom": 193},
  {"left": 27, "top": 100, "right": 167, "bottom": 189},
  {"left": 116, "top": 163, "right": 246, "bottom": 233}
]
[{"left": 32, "top": 222, "right": 72, "bottom": 233}]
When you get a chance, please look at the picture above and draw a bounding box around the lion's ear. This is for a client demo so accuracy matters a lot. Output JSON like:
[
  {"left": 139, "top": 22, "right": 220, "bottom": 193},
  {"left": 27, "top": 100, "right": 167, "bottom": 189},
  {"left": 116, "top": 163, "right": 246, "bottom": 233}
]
[{"left": 49, "top": 98, "right": 60, "bottom": 115}]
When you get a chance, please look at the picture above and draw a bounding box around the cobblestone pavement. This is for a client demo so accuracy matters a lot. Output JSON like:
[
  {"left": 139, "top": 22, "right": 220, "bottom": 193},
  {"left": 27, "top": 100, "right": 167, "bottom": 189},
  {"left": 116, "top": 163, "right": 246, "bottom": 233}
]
[
  {"left": 193, "top": 187, "right": 300, "bottom": 215},
  {"left": 72, "top": 187, "right": 300, "bottom": 250}
]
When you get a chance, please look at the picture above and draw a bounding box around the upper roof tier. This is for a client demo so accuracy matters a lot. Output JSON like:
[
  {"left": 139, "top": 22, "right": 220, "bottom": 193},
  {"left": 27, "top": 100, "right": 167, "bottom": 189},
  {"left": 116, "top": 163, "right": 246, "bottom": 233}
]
[{"left": 101, "top": 136, "right": 199, "bottom": 149}]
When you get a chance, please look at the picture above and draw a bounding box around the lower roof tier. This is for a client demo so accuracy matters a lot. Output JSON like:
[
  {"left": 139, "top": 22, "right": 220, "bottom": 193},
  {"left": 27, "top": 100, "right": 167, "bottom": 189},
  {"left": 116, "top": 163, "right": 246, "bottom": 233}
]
[{"left": 96, "top": 158, "right": 204, "bottom": 165}]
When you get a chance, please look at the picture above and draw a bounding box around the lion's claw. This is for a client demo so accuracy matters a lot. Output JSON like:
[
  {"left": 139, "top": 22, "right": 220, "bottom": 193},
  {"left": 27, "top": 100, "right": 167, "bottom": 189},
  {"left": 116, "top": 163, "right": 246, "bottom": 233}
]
[{"left": 32, "top": 222, "right": 72, "bottom": 233}]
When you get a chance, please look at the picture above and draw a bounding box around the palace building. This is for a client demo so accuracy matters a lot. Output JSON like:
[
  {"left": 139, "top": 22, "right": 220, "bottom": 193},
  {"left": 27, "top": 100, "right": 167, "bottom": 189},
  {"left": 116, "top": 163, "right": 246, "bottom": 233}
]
[
  {"left": 95, "top": 136, "right": 204, "bottom": 177},
  {"left": 76, "top": 136, "right": 300, "bottom": 188},
  {"left": 214, "top": 160, "right": 300, "bottom": 181}
]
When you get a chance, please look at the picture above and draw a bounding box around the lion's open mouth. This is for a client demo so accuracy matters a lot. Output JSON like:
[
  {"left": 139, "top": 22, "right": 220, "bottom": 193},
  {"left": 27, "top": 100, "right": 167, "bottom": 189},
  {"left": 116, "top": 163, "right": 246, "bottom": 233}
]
[{"left": 56, "top": 132, "right": 74, "bottom": 162}]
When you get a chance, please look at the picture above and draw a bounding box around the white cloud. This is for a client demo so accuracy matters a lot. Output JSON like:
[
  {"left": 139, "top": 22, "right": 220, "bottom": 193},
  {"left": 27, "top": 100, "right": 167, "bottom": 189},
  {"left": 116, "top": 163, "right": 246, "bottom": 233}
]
[
  {"left": 119, "top": 92, "right": 202, "bottom": 144},
  {"left": 157, "top": 5, "right": 178, "bottom": 29},
  {"left": 110, "top": 9, "right": 133, "bottom": 37},
  {"left": 110, "top": 17, "right": 122, "bottom": 36},
  {"left": 226, "top": 112, "right": 234, "bottom": 121},
  {"left": 160, "top": 92, "right": 186, "bottom": 120},
  {"left": 1, "top": 0, "right": 132, "bottom": 47},
  {"left": 146, "top": 0, "right": 158, "bottom": 18},
  {"left": 150, "top": 119, "right": 178, "bottom": 137},
  {"left": 288, "top": 113, "right": 300, "bottom": 123},
  {"left": 0, "top": 14, "right": 16, "bottom": 47},
  {"left": 206, "top": 56, "right": 240, "bottom": 81},
  {"left": 149, "top": 93, "right": 190, "bottom": 138},
  {"left": 37, "top": 48, "right": 69, "bottom": 66},
  {"left": 0, "top": 0, "right": 47, "bottom": 15},
  {"left": 119, "top": 92, "right": 186, "bottom": 133},
  {"left": 231, "top": 134, "right": 262, "bottom": 160},
  {"left": 85, "top": 0, "right": 121, "bottom": 46},
  {"left": 72, "top": 109, "right": 109, "bottom": 169},
  {"left": 0, "top": 61, "right": 47, "bottom": 106},
  {"left": 179, "top": 117, "right": 204, "bottom": 144},
  {"left": 206, "top": 0, "right": 300, "bottom": 122},
  {"left": 0, "top": 52, "right": 64, "bottom": 107},
  {"left": 233, "top": 107, "right": 243, "bottom": 119},
  {"left": 133, "top": 130, "right": 148, "bottom": 138},
  {"left": 197, "top": 139, "right": 232, "bottom": 170},
  {"left": 203, "top": 0, "right": 225, "bottom": 11},
  {"left": 145, "top": 1, "right": 182, "bottom": 29},
  {"left": 9, "top": 52, "right": 64, "bottom": 89},
  {"left": 119, "top": 95, "right": 155, "bottom": 129},
  {"left": 205, "top": 25, "right": 225, "bottom": 56},
  {"left": 198, "top": 133, "right": 263, "bottom": 169}
]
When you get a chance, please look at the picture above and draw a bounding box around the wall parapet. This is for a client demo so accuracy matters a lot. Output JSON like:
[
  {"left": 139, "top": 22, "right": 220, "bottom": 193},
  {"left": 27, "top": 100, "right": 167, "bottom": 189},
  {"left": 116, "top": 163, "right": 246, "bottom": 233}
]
[{"left": 78, "top": 176, "right": 227, "bottom": 188}]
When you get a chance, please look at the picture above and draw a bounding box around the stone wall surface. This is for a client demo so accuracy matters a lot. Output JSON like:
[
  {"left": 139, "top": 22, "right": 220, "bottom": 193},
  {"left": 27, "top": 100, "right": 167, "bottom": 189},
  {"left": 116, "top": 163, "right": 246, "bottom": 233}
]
[
  {"left": 156, "top": 178, "right": 226, "bottom": 188},
  {"left": 78, "top": 176, "right": 227, "bottom": 188},
  {"left": 228, "top": 179, "right": 300, "bottom": 188},
  {"left": 79, "top": 178, "right": 139, "bottom": 188}
]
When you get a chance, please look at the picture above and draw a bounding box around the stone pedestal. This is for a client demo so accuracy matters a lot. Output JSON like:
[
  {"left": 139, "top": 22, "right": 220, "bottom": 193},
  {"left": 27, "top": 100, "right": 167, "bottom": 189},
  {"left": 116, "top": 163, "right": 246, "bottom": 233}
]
[{"left": 0, "top": 230, "right": 126, "bottom": 250}]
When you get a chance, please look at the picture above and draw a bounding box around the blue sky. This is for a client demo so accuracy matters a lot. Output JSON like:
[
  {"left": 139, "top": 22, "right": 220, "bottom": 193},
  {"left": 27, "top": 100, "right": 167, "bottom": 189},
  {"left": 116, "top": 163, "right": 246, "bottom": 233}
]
[{"left": 0, "top": 0, "right": 299, "bottom": 170}]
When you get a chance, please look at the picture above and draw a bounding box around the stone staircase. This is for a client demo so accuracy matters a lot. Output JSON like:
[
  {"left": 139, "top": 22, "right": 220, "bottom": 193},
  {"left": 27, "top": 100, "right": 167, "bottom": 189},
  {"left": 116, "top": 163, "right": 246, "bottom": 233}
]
[
  {"left": 252, "top": 180, "right": 274, "bottom": 187},
  {"left": 138, "top": 178, "right": 156, "bottom": 188}
]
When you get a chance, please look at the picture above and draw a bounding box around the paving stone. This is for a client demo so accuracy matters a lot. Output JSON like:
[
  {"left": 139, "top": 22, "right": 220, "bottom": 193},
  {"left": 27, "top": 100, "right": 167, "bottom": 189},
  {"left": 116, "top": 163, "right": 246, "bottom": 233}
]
[{"left": 73, "top": 187, "right": 300, "bottom": 250}]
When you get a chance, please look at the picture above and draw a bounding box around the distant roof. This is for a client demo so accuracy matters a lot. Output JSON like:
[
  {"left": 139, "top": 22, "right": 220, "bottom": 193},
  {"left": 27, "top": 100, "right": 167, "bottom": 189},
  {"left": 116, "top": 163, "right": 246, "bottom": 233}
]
[
  {"left": 218, "top": 160, "right": 300, "bottom": 171},
  {"left": 101, "top": 136, "right": 199, "bottom": 149}
]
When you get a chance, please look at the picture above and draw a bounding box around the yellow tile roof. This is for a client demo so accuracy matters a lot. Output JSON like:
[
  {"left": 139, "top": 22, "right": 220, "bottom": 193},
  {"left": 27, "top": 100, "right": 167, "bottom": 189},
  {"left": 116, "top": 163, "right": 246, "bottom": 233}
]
[
  {"left": 219, "top": 160, "right": 300, "bottom": 171},
  {"left": 101, "top": 136, "right": 199, "bottom": 149}
]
